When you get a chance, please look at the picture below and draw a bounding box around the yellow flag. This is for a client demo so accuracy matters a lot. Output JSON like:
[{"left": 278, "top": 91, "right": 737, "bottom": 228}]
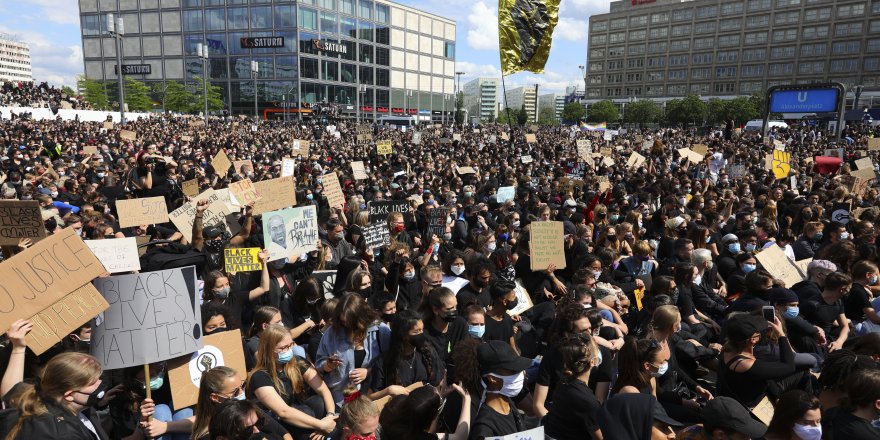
[{"left": 498, "top": 0, "right": 560, "bottom": 76}]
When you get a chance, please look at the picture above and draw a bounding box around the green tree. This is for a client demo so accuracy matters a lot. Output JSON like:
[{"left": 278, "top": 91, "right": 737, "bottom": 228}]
[
  {"left": 725, "top": 96, "right": 760, "bottom": 125},
  {"left": 538, "top": 107, "right": 559, "bottom": 126},
  {"left": 623, "top": 99, "right": 661, "bottom": 127},
  {"left": 188, "top": 76, "right": 225, "bottom": 114},
  {"left": 76, "top": 75, "right": 108, "bottom": 110},
  {"left": 706, "top": 98, "right": 727, "bottom": 125},
  {"left": 62, "top": 85, "right": 76, "bottom": 97},
  {"left": 125, "top": 78, "right": 153, "bottom": 112},
  {"left": 665, "top": 94, "right": 707, "bottom": 126},
  {"left": 561, "top": 102, "right": 586, "bottom": 122},
  {"left": 516, "top": 103, "right": 529, "bottom": 126},
  {"left": 454, "top": 91, "right": 465, "bottom": 125},
  {"left": 587, "top": 100, "right": 619, "bottom": 123},
  {"left": 496, "top": 107, "right": 519, "bottom": 125},
  {"left": 164, "top": 81, "right": 196, "bottom": 113}
]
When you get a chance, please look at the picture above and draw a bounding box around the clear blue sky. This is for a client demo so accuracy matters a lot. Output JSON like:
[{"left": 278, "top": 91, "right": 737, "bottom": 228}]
[{"left": 0, "top": 0, "right": 610, "bottom": 94}]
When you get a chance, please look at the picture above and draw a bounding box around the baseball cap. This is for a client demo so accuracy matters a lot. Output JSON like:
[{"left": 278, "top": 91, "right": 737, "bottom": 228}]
[
  {"left": 722, "top": 233, "right": 739, "bottom": 244},
  {"left": 723, "top": 313, "right": 768, "bottom": 342},
  {"left": 203, "top": 225, "right": 224, "bottom": 239},
  {"left": 477, "top": 340, "right": 531, "bottom": 374},
  {"left": 768, "top": 288, "right": 798, "bottom": 305},
  {"left": 702, "top": 396, "right": 767, "bottom": 438}
]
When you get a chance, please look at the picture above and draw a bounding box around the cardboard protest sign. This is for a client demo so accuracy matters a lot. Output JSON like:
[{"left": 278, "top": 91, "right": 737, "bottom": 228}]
[
  {"left": 412, "top": 132, "right": 421, "bottom": 145},
  {"left": 103, "top": 121, "right": 114, "bottom": 130},
  {"left": 116, "top": 197, "right": 170, "bottom": 228},
  {"left": 322, "top": 172, "right": 345, "bottom": 209},
  {"left": 692, "top": 144, "right": 708, "bottom": 156},
  {"left": 598, "top": 176, "right": 611, "bottom": 192},
  {"left": 83, "top": 145, "right": 99, "bottom": 155},
  {"left": 0, "top": 200, "right": 46, "bottom": 246},
  {"left": 169, "top": 189, "right": 234, "bottom": 243},
  {"left": 851, "top": 167, "right": 876, "bottom": 182},
  {"left": 457, "top": 167, "right": 476, "bottom": 175},
  {"left": 529, "top": 221, "right": 566, "bottom": 271},
  {"left": 869, "top": 138, "right": 880, "bottom": 151},
  {"left": 501, "top": 132, "right": 510, "bottom": 141},
  {"left": 0, "top": 228, "right": 103, "bottom": 350},
  {"left": 224, "top": 248, "right": 263, "bottom": 272},
  {"left": 368, "top": 200, "right": 409, "bottom": 223},
  {"left": 136, "top": 235, "right": 150, "bottom": 257},
  {"left": 120, "top": 130, "right": 137, "bottom": 141},
  {"left": 26, "top": 283, "right": 110, "bottom": 355},
  {"left": 376, "top": 140, "right": 393, "bottom": 155},
  {"left": 795, "top": 258, "right": 812, "bottom": 277},
  {"left": 520, "top": 155, "right": 533, "bottom": 164},
  {"left": 182, "top": 179, "right": 199, "bottom": 197},
  {"left": 407, "top": 195, "right": 424, "bottom": 206},
  {"left": 362, "top": 222, "right": 391, "bottom": 249},
  {"left": 232, "top": 160, "right": 254, "bottom": 175},
  {"left": 91, "top": 266, "right": 203, "bottom": 370},
  {"left": 252, "top": 176, "right": 297, "bottom": 216},
  {"left": 427, "top": 208, "right": 449, "bottom": 239},
  {"left": 85, "top": 237, "right": 141, "bottom": 274},
  {"left": 626, "top": 152, "right": 646, "bottom": 169},
  {"left": 356, "top": 133, "right": 373, "bottom": 145},
  {"left": 291, "top": 139, "right": 310, "bottom": 156},
  {"left": 855, "top": 157, "right": 874, "bottom": 170},
  {"left": 525, "top": 133, "right": 537, "bottom": 144},
  {"left": 229, "top": 179, "right": 262, "bottom": 205},
  {"left": 180, "top": 135, "right": 193, "bottom": 142},
  {"left": 189, "top": 119, "right": 206, "bottom": 128},
  {"left": 281, "top": 158, "right": 296, "bottom": 177},
  {"left": 599, "top": 146, "right": 613, "bottom": 156},
  {"left": 212, "top": 150, "right": 232, "bottom": 175},
  {"left": 601, "top": 157, "right": 616, "bottom": 167},
  {"left": 351, "top": 161, "right": 368, "bottom": 180},
  {"left": 755, "top": 244, "right": 805, "bottom": 287},
  {"left": 676, "top": 148, "right": 704, "bottom": 165},
  {"left": 167, "top": 330, "right": 247, "bottom": 409},
  {"left": 508, "top": 280, "right": 534, "bottom": 316},
  {"left": 263, "top": 206, "right": 319, "bottom": 262},
  {"left": 453, "top": 134, "right": 462, "bottom": 141},
  {"left": 486, "top": 426, "right": 544, "bottom": 440},
  {"left": 497, "top": 186, "right": 515, "bottom": 203},
  {"left": 771, "top": 149, "right": 792, "bottom": 180}
]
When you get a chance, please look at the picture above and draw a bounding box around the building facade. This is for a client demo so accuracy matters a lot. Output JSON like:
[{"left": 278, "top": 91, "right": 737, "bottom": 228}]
[
  {"left": 504, "top": 86, "right": 538, "bottom": 122},
  {"left": 78, "top": 0, "right": 456, "bottom": 120},
  {"left": 0, "top": 34, "right": 33, "bottom": 83},
  {"left": 462, "top": 77, "right": 498, "bottom": 121},
  {"left": 537, "top": 92, "right": 564, "bottom": 120},
  {"left": 586, "top": 0, "right": 880, "bottom": 106}
]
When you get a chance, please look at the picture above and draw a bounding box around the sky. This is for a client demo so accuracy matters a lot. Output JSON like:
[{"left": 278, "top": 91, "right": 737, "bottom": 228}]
[{"left": 0, "top": 0, "right": 611, "bottom": 95}]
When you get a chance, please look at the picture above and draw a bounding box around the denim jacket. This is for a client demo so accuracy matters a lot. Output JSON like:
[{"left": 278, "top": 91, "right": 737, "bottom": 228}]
[{"left": 316, "top": 322, "right": 391, "bottom": 407}]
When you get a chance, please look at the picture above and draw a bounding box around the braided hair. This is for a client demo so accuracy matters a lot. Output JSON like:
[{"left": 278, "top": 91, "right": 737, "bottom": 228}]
[{"left": 386, "top": 309, "right": 436, "bottom": 387}]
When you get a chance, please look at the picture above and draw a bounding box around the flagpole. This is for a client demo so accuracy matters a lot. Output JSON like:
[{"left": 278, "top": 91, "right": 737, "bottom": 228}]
[{"left": 500, "top": 73, "right": 515, "bottom": 143}]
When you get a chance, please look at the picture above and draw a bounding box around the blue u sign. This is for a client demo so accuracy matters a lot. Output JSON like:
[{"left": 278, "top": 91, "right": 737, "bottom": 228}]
[{"left": 769, "top": 89, "right": 839, "bottom": 113}]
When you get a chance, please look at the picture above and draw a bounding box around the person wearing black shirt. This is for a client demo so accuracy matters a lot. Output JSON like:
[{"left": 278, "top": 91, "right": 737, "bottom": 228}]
[
  {"left": 484, "top": 280, "right": 518, "bottom": 354},
  {"left": 831, "top": 369, "right": 880, "bottom": 439},
  {"left": 801, "top": 272, "right": 851, "bottom": 352},
  {"left": 456, "top": 258, "right": 494, "bottom": 313},
  {"left": 544, "top": 335, "right": 602, "bottom": 440},
  {"left": 421, "top": 287, "right": 468, "bottom": 366},
  {"left": 470, "top": 341, "right": 530, "bottom": 440},
  {"left": 791, "top": 259, "right": 836, "bottom": 302},
  {"left": 727, "top": 268, "right": 773, "bottom": 315},
  {"left": 845, "top": 260, "right": 880, "bottom": 335},
  {"left": 769, "top": 288, "right": 823, "bottom": 357},
  {"left": 368, "top": 310, "right": 443, "bottom": 399}
]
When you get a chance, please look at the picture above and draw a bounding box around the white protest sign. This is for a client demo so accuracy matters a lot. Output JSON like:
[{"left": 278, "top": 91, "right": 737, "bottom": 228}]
[
  {"left": 497, "top": 186, "right": 515, "bottom": 203},
  {"left": 486, "top": 426, "right": 544, "bottom": 440},
  {"left": 91, "top": 266, "right": 203, "bottom": 370},
  {"left": 281, "top": 158, "right": 296, "bottom": 177},
  {"left": 169, "top": 189, "right": 235, "bottom": 243},
  {"left": 85, "top": 237, "right": 141, "bottom": 274},
  {"left": 263, "top": 206, "right": 319, "bottom": 262}
]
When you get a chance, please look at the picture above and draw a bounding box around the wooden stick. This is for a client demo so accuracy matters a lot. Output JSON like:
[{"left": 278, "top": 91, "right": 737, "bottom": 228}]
[{"left": 144, "top": 364, "right": 153, "bottom": 440}]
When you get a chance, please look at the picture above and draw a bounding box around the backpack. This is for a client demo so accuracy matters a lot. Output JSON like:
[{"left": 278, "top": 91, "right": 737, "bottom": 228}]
[{"left": 140, "top": 241, "right": 207, "bottom": 273}]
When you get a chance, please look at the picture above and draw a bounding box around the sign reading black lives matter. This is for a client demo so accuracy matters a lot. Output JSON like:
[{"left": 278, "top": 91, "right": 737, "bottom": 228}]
[
  {"left": 240, "top": 37, "right": 285, "bottom": 48},
  {"left": 91, "top": 266, "right": 203, "bottom": 370},
  {"left": 368, "top": 200, "right": 409, "bottom": 223},
  {"left": 0, "top": 200, "right": 47, "bottom": 246},
  {"left": 428, "top": 208, "right": 449, "bottom": 238},
  {"left": 362, "top": 222, "right": 391, "bottom": 249}
]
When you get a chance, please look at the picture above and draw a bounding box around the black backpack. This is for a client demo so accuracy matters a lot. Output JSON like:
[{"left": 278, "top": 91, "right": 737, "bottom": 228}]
[{"left": 139, "top": 241, "right": 207, "bottom": 273}]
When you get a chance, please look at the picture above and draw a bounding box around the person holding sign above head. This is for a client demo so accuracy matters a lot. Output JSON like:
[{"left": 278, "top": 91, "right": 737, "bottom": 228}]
[
  {"left": 115, "top": 361, "right": 193, "bottom": 440},
  {"left": 247, "top": 324, "right": 336, "bottom": 440},
  {"left": 202, "top": 249, "right": 270, "bottom": 329}
]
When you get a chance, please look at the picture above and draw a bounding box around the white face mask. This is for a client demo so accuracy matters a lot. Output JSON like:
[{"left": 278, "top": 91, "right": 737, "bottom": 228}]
[
  {"left": 792, "top": 424, "right": 821, "bottom": 440},
  {"left": 483, "top": 371, "right": 525, "bottom": 398},
  {"left": 451, "top": 265, "right": 465, "bottom": 276},
  {"left": 485, "top": 242, "right": 497, "bottom": 252}
]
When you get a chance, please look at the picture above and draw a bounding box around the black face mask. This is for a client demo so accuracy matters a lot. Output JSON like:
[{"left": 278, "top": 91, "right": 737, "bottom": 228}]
[
  {"left": 382, "top": 312, "right": 396, "bottom": 323},
  {"left": 409, "top": 333, "right": 428, "bottom": 347},
  {"left": 506, "top": 298, "right": 519, "bottom": 311},
  {"left": 75, "top": 386, "right": 106, "bottom": 407},
  {"left": 205, "top": 239, "right": 225, "bottom": 253},
  {"left": 442, "top": 311, "right": 458, "bottom": 323},
  {"left": 205, "top": 326, "right": 227, "bottom": 336}
]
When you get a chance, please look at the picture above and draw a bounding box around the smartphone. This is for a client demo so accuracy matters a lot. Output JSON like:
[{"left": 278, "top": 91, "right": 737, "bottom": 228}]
[{"left": 762, "top": 306, "right": 776, "bottom": 322}]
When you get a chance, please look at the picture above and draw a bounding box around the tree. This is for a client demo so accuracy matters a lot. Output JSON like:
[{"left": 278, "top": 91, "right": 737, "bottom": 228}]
[
  {"left": 164, "top": 81, "right": 196, "bottom": 113},
  {"left": 124, "top": 78, "right": 153, "bottom": 112},
  {"left": 76, "top": 75, "right": 108, "bottom": 110},
  {"left": 496, "top": 107, "right": 521, "bottom": 125},
  {"left": 454, "top": 91, "right": 465, "bottom": 125},
  {"left": 538, "top": 107, "right": 559, "bottom": 126},
  {"left": 623, "top": 99, "right": 661, "bottom": 127},
  {"left": 665, "top": 94, "right": 707, "bottom": 126},
  {"left": 61, "top": 85, "right": 76, "bottom": 97},
  {"left": 561, "top": 102, "right": 586, "bottom": 122},
  {"left": 188, "top": 76, "right": 225, "bottom": 114},
  {"left": 517, "top": 103, "right": 529, "bottom": 126},
  {"left": 706, "top": 98, "right": 727, "bottom": 125},
  {"left": 587, "top": 100, "right": 619, "bottom": 123},
  {"left": 725, "top": 96, "right": 760, "bottom": 125}
]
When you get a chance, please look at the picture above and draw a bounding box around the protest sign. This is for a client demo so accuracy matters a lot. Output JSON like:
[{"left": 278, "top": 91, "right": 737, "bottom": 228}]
[
  {"left": 508, "top": 280, "right": 534, "bottom": 316},
  {"left": 501, "top": 132, "right": 510, "bottom": 141},
  {"left": 870, "top": 138, "right": 880, "bottom": 151},
  {"left": 229, "top": 179, "right": 262, "bottom": 206},
  {"left": 771, "top": 149, "right": 792, "bottom": 180},
  {"left": 486, "top": 426, "right": 544, "bottom": 440},
  {"left": 529, "top": 221, "right": 566, "bottom": 271},
  {"left": 169, "top": 189, "right": 234, "bottom": 243},
  {"left": 831, "top": 201, "right": 852, "bottom": 224},
  {"left": 136, "top": 235, "right": 150, "bottom": 256},
  {"left": 322, "top": 172, "right": 345, "bottom": 209},
  {"left": 851, "top": 167, "right": 876, "bottom": 182},
  {"left": 412, "top": 132, "right": 421, "bottom": 145},
  {"left": 291, "top": 139, "right": 309, "bottom": 156},
  {"left": 167, "top": 330, "right": 247, "bottom": 409},
  {"left": 600, "top": 146, "right": 613, "bottom": 156},
  {"left": 855, "top": 157, "right": 874, "bottom": 170},
  {"left": 456, "top": 167, "right": 476, "bottom": 175},
  {"left": 602, "top": 157, "right": 615, "bottom": 167},
  {"left": 103, "top": 121, "right": 114, "bottom": 130},
  {"left": 496, "top": 186, "right": 515, "bottom": 203},
  {"left": 120, "top": 130, "right": 137, "bottom": 141},
  {"left": 368, "top": 200, "right": 409, "bottom": 223},
  {"left": 598, "top": 176, "right": 611, "bottom": 192},
  {"left": 0, "top": 200, "right": 46, "bottom": 246},
  {"left": 351, "top": 161, "right": 368, "bottom": 180},
  {"left": 189, "top": 119, "right": 205, "bottom": 128},
  {"left": 224, "top": 248, "right": 263, "bottom": 272},
  {"left": 427, "top": 208, "right": 449, "bottom": 239},
  {"left": 626, "top": 152, "right": 646, "bottom": 169},
  {"left": 356, "top": 133, "right": 373, "bottom": 145},
  {"left": 212, "top": 150, "right": 232, "bottom": 175},
  {"left": 180, "top": 135, "right": 193, "bottom": 142},
  {"left": 312, "top": 270, "right": 337, "bottom": 294},
  {"left": 281, "top": 158, "right": 296, "bottom": 177},
  {"left": 755, "top": 244, "right": 806, "bottom": 288},
  {"left": 252, "top": 176, "right": 297, "bottom": 216},
  {"left": 677, "top": 148, "right": 704, "bottom": 165},
  {"left": 263, "top": 206, "right": 319, "bottom": 262},
  {"left": 232, "top": 160, "right": 254, "bottom": 175},
  {"left": 182, "top": 179, "right": 199, "bottom": 197},
  {"left": 91, "top": 266, "right": 203, "bottom": 370},
  {"left": 563, "top": 160, "right": 587, "bottom": 180},
  {"left": 376, "top": 140, "right": 393, "bottom": 155},
  {"left": 692, "top": 144, "right": 708, "bottom": 156},
  {"left": 26, "top": 283, "right": 110, "bottom": 355},
  {"left": 407, "top": 195, "right": 424, "bottom": 206},
  {"left": 520, "top": 155, "right": 533, "bottom": 164},
  {"left": 362, "top": 222, "right": 391, "bottom": 249},
  {"left": 824, "top": 148, "right": 845, "bottom": 159},
  {"left": 84, "top": 145, "right": 99, "bottom": 155},
  {"left": 85, "top": 237, "right": 141, "bottom": 274},
  {"left": 525, "top": 134, "right": 537, "bottom": 144},
  {"left": 453, "top": 134, "right": 462, "bottom": 141},
  {"left": 116, "top": 197, "right": 169, "bottom": 228}
]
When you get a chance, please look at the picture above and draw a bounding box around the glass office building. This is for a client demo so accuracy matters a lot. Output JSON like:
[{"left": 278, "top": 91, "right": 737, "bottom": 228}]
[{"left": 78, "top": 0, "right": 457, "bottom": 120}]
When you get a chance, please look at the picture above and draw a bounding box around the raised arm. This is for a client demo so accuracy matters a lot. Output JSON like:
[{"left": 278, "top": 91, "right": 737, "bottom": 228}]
[{"left": 1, "top": 320, "right": 32, "bottom": 399}]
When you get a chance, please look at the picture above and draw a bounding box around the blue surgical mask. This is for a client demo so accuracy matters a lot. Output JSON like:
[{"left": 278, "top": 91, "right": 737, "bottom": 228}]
[
  {"left": 403, "top": 271, "right": 416, "bottom": 280},
  {"left": 784, "top": 306, "right": 799, "bottom": 319},
  {"left": 727, "top": 242, "right": 741, "bottom": 253},
  {"left": 814, "top": 232, "right": 824, "bottom": 241},
  {"left": 306, "top": 194, "right": 314, "bottom": 200},
  {"left": 277, "top": 348, "right": 294, "bottom": 364},
  {"left": 840, "top": 231, "right": 850, "bottom": 240},
  {"left": 468, "top": 324, "right": 485, "bottom": 338},
  {"left": 149, "top": 374, "right": 164, "bottom": 391},
  {"left": 871, "top": 275, "right": 879, "bottom": 286},
  {"left": 652, "top": 361, "right": 669, "bottom": 377},
  {"left": 745, "top": 243, "right": 757, "bottom": 252},
  {"left": 705, "top": 236, "right": 711, "bottom": 244},
  {"left": 595, "top": 347, "right": 603, "bottom": 367},
  {"left": 743, "top": 263, "right": 757, "bottom": 273}
]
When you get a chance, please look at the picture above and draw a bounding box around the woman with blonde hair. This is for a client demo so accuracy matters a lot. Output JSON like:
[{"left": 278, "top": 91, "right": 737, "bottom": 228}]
[{"left": 247, "top": 324, "right": 337, "bottom": 440}]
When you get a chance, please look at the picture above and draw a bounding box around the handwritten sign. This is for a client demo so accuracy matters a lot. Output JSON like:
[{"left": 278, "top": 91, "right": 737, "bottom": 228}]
[
  {"left": 212, "top": 150, "right": 232, "bottom": 175},
  {"left": 855, "top": 157, "right": 874, "bottom": 171},
  {"left": 103, "top": 121, "right": 114, "bottom": 130},
  {"left": 182, "top": 179, "right": 199, "bottom": 197},
  {"left": 281, "top": 158, "right": 296, "bottom": 177},
  {"left": 291, "top": 139, "right": 309, "bottom": 156},
  {"left": 91, "top": 266, "right": 203, "bottom": 370},
  {"left": 412, "top": 132, "right": 421, "bottom": 145},
  {"left": 169, "top": 189, "right": 233, "bottom": 243},
  {"left": 376, "top": 140, "right": 393, "bottom": 155},
  {"left": 351, "top": 161, "right": 368, "bottom": 180},
  {"left": 626, "top": 152, "right": 646, "bottom": 169},
  {"left": 189, "top": 119, "right": 205, "bottom": 128},
  {"left": 322, "top": 172, "right": 345, "bottom": 209},
  {"left": 529, "top": 221, "right": 566, "bottom": 271},
  {"left": 0, "top": 200, "right": 46, "bottom": 246},
  {"left": 262, "top": 206, "right": 319, "bottom": 262},
  {"left": 232, "top": 159, "right": 253, "bottom": 175},
  {"left": 525, "top": 134, "right": 537, "bottom": 144},
  {"left": 692, "top": 144, "right": 708, "bottom": 156},
  {"left": 427, "top": 208, "right": 449, "bottom": 239},
  {"left": 453, "top": 134, "right": 462, "bottom": 141},
  {"left": 229, "top": 179, "right": 262, "bottom": 205},
  {"left": 521, "top": 155, "right": 533, "bottom": 164},
  {"left": 26, "top": 283, "right": 110, "bottom": 355},
  {"left": 456, "top": 167, "right": 476, "bottom": 175},
  {"left": 368, "top": 200, "right": 409, "bottom": 223},
  {"left": 497, "top": 186, "right": 515, "bottom": 203},
  {"left": 85, "top": 237, "right": 141, "bottom": 274},
  {"left": 224, "top": 247, "right": 263, "bottom": 272},
  {"left": 167, "top": 330, "right": 247, "bottom": 410},
  {"left": 116, "top": 197, "right": 169, "bottom": 228},
  {"left": 356, "top": 133, "right": 373, "bottom": 145},
  {"left": 252, "top": 176, "right": 297, "bottom": 216},
  {"left": 362, "top": 222, "right": 391, "bottom": 249},
  {"left": 755, "top": 244, "right": 805, "bottom": 287},
  {"left": 83, "top": 145, "right": 99, "bottom": 155},
  {"left": 120, "top": 130, "right": 136, "bottom": 141},
  {"left": 869, "top": 138, "right": 880, "bottom": 151}
]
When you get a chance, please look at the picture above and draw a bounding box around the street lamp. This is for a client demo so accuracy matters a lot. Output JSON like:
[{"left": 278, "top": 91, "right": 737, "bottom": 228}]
[
  {"left": 251, "top": 60, "right": 259, "bottom": 119},
  {"left": 405, "top": 90, "right": 413, "bottom": 120},
  {"left": 454, "top": 72, "right": 465, "bottom": 126},
  {"left": 578, "top": 65, "right": 586, "bottom": 102},
  {"left": 359, "top": 85, "right": 368, "bottom": 124},
  {"left": 197, "top": 43, "right": 209, "bottom": 118},
  {"left": 106, "top": 13, "right": 125, "bottom": 124}
]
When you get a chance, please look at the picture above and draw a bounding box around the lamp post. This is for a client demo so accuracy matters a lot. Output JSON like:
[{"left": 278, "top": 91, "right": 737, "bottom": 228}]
[
  {"left": 251, "top": 60, "right": 259, "bottom": 119},
  {"left": 454, "top": 71, "right": 465, "bottom": 127},
  {"left": 359, "top": 85, "right": 367, "bottom": 124},
  {"left": 405, "top": 90, "right": 413, "bottom": 120},
  {"left": 197, "top": 43, "right": 209, "bottom": 118},
  {"left": 578, "top": 65, "right": 587, "bottom": 102},
  {"left": 107, "top": 13, "right": 125, "bottom": 124}
]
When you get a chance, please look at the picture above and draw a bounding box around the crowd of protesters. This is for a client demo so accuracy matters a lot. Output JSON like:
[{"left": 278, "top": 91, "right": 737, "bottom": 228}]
[
  {"left": 0, "top": 81, "right": 879, "bottom": 440},
  {"left": 0, "top": 80, "right": 93, "bottom": 110}
]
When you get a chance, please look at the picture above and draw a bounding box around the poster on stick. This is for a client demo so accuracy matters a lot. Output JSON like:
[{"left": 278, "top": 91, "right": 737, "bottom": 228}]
[
  {"left": 529, "top": 221, "right": 566, "bottom": 271},
  {"left": 0, "top": 200, "right": 47, "bottom": 246},
  {"left": 91, "top": 266, "right": 203, "bottom": 370},
  {"left": 262, "top": 206, "right": 319, "bottom": 262},
  {"left": 167, "top": 330, "right": 247, "bottom": 409}
]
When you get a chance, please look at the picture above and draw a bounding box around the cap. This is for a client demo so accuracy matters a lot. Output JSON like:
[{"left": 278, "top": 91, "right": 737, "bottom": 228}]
[
  {"left": 564, "top": 199, "right": 578, "bottom": 207},
  {"left": 702, "top": 397, "right": 768, "bottom": 438},
  {"left": 653, "top": 400, "right": 683, "bottom": 428},
  {"left": 723, "top": 313, "right": 768, "bottom": 342},
  {"left": 665, "top": 217, "right": 685, "bottom": 229},
  {"left": 477, "top": 340, "right": 531, "bottom": 374},
  {"left": 722, "top": 233, "right": 739, "bottom": 244},
  {"left": 807, "top": 259, "right": 837, "bottom": 274},
  {"left": 203, "top": 225, "right": 224, "bottom": 239},
  {"left": 768, "top": 288, "right": 798, "bottom": 305}
]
